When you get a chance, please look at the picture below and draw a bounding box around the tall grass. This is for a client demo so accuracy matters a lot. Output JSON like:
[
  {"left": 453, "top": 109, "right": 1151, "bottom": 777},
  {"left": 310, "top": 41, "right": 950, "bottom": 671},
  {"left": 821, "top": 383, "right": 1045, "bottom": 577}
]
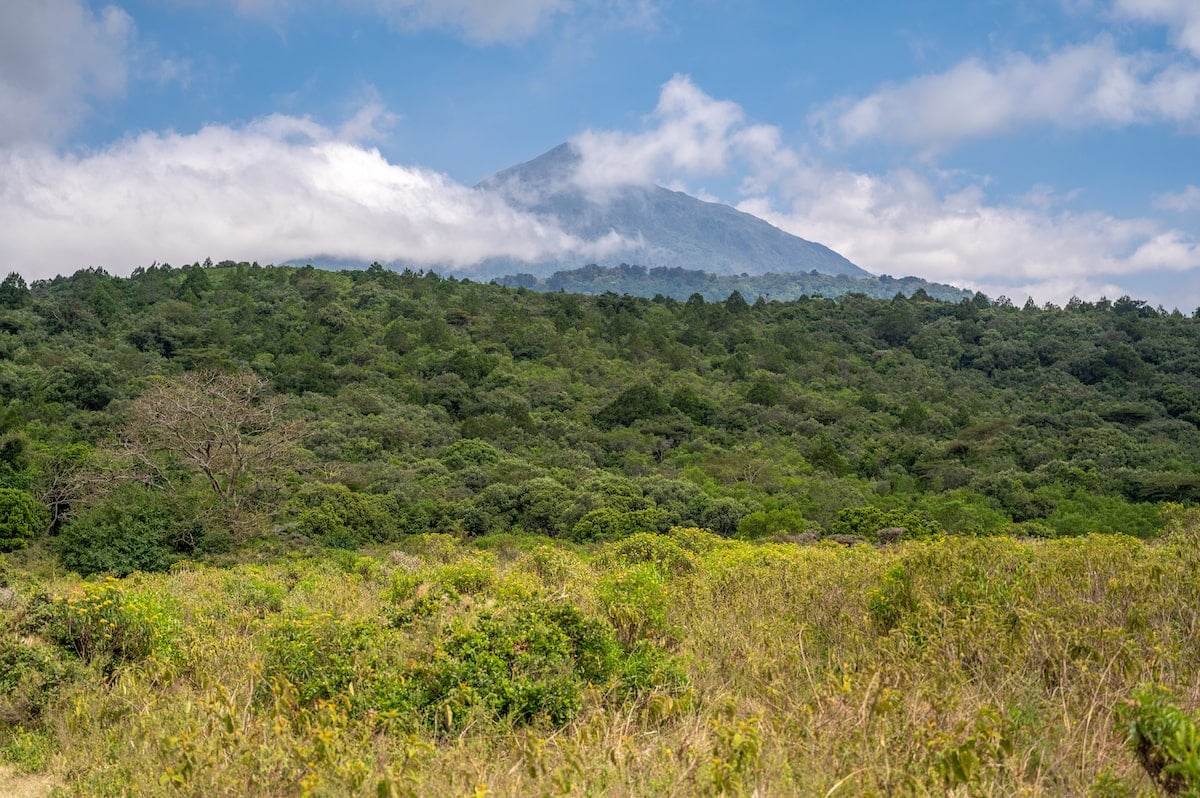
[{"left": 3, "top": 524, "right": 1200, "bottom": 795}]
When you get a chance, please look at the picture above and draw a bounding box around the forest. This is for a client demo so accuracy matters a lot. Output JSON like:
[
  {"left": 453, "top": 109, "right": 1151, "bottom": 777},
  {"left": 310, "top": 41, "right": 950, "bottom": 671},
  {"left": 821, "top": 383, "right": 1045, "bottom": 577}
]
[
  {"left": 2, "top": 261, "right": 1200, "bottom": 795},
  {"left": 493, "top": 262, "right": 973, "bottom": 303}
]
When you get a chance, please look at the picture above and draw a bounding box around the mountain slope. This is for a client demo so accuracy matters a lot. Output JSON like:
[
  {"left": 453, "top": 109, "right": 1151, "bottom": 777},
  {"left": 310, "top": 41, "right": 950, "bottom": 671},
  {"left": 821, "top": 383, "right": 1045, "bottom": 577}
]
[{"left": 474, "top": 143, "right": 869, "bottom": 278}]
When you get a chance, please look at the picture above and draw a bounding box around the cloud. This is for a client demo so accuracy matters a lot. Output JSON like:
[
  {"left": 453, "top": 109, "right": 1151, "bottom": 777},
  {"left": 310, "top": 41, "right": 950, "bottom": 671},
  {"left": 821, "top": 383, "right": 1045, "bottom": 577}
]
[
  {"left": 1113, "top": 0, "right": 1200, "bottom": 57},
  {"left": 569, "top": 76, "right": 1200, "bottom": 307},
  {"left": 1155, "top": 184, "right": 1200, "bottom": 211},
  {"left": 816, "top": 37, "right": 1200, "bottom": 149},
  {"left": 741, "top": 167, "right": 1200, "bottom": 306},
  {"left": 571, "top": 74, "right": 788, "bottom": 192},
  {"left": 0, "top": 0, "right": 133, "bottom": 145},
  {"left": 0, "top": 111, "right": 616, "bottom": 280}
]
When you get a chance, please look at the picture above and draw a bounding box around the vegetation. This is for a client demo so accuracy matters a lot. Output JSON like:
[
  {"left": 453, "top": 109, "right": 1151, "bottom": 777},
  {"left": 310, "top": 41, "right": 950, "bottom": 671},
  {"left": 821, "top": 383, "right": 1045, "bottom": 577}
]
[
  {"left": 2, "top": 260, "right": 1200, "bottom": 793},
  {"left": 494, "top": 262, "right": 974, "bottom": 302}
]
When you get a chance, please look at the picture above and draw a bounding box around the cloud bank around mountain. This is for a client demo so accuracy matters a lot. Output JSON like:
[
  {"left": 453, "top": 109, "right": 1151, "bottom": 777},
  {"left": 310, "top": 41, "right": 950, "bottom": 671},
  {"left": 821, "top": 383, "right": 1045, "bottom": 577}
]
[{"left": 0, "top": 114, "right": 620, "bottom": 277}]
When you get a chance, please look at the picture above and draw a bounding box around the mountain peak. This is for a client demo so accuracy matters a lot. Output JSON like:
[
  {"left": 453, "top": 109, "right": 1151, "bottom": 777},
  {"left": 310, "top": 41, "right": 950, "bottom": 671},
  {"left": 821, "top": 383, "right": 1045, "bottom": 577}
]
[{"left": 476, "top": 144, "right": 869, "bottom": 279}]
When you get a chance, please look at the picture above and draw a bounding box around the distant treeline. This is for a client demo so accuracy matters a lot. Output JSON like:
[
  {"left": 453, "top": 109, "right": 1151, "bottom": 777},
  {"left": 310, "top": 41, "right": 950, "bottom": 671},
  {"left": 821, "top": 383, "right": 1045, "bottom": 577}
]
[{"left": 493, "top": 263, "right": 974, "bottom": 303}]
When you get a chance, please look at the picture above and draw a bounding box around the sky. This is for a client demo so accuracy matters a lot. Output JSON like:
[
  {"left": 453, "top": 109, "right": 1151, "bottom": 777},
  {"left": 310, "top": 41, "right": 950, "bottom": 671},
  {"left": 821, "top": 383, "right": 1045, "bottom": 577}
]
[{"left": 3, "top": 1, "right": 1200, "bottom": 308}]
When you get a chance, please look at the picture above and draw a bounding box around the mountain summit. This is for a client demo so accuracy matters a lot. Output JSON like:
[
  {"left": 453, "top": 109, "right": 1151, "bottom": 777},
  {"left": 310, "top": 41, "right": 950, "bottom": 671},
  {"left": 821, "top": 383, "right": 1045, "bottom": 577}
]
[{"left": 476, "top": 143, "right": 868, "bottom": 278}]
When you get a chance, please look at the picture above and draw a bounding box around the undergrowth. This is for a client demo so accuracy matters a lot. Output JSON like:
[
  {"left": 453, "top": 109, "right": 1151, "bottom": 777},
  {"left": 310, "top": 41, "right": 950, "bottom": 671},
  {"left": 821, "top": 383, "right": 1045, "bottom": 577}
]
[{"left": 2, "top": 525, "right": 1199, "bottom": 795}]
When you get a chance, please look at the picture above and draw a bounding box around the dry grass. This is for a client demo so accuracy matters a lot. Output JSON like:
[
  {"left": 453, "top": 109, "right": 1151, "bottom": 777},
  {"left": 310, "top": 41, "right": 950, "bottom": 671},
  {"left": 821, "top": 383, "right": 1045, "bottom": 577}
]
[{"left": 4, "top": 526, "right": 1199, "bottom": 796}]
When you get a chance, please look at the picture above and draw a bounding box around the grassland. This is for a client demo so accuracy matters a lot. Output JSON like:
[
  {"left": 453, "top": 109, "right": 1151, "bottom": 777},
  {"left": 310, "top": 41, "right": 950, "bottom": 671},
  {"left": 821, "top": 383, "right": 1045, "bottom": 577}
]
[{"left": 5, "top": 518, "right": 1200, "bottom": 796}]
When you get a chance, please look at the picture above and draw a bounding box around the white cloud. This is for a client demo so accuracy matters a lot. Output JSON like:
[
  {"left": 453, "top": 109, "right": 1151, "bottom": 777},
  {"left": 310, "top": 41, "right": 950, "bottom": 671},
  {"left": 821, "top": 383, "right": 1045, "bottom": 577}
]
[
  {"left": 0, "top": 112, "right": 617, "bottom": 280},
  {"left": 1155, "top": 184, "right": 1200, "bottom": 211},
  {"left": 816, "top": 37, "right": 1200, "bottom": 149},
  {"left": 743, "top": 167, "right": 1200, "bottom": 306},
  {"left": 0, "top": 0, "right": 133, "bottom": 145},
  {"left": 571, "top": 74, "right": 787, "bottom": 192},
  {"left": 568, "top": 76, "right": 1200, "bottom": 307},
  {"left": 1113, "top": 0, "right": 1200, "bottom": 57}
]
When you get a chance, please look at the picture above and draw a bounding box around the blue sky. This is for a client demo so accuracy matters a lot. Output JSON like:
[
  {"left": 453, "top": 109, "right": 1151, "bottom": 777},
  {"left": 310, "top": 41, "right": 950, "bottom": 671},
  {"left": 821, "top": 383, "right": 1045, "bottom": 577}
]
[{"left": 3, "top": 0, "right": 1200, "bottom": 308}]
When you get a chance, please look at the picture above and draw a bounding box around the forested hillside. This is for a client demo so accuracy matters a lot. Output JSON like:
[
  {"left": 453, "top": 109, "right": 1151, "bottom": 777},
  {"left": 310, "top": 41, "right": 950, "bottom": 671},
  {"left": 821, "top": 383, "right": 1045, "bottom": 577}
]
[
  {"left": 494, "top": 262, "right": 973, "bottom": 303},
  {"left": 2, "top": 261, "right": 1198, "bottom": 564},
  {"left": 3, "top": 262, "right": 1200, "bottom": 795}
]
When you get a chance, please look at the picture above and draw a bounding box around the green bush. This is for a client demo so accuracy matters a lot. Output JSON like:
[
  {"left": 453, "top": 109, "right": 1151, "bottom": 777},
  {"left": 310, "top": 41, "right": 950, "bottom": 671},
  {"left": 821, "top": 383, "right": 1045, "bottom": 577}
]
[
  {"left": 391, "top": 602, "right": 626, "bottom": 732},
  {"left": 51, "top": 579, "right": 182, "bottom": 666},
  {"left": 1120, "top": 686, "right": 1200, "bottom": 795},
  {"left": 598, "top": 563, "right": 672, "bottom": 646},
  {"left": 0, "top": 633, "right": 78, "bottom": 723},
  {"left": 440, "top": 438, "right": 502, "bottom": 471},
  {"left": 571, "top": 507, "right": 669, "bottom": 542},
  {"left": 57, "top": 485, "right": 187, "bottom": 576},
  {"left": 263, "top": 613, "right": 373, "bottom": 704},
  {"left": 291, "top": 483, "right": 398, "bottom": 547},
  {"left": 831, "top": 506, "right": 942, "bottom": 542},
  {"left": 0, "top": 488, "right": 48, "bottom": 552},
  {"left": 606, "top": 532, "right": 696, "bottom": 576},
  {"left": 736, "top": 508, "right": 810, "bottom": 540}
]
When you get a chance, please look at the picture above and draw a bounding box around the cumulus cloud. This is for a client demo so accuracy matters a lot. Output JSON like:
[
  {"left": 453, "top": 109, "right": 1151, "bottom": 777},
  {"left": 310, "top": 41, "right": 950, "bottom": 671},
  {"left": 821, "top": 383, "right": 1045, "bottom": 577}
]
[
  {"left": 569, "top": 75, "right": 1200, "bottom": 307},
  {"left": 0, "top": 0, "right": 133, "bottom": 145},
  {"left": 0, "top": 112, "right": 617, "bottom": 280},
  {"left": 571, "top": 74, "right": 789, "bottom": 192},
  {"left": 816, "top": 37, "right": 1200, "bottom": 149}
]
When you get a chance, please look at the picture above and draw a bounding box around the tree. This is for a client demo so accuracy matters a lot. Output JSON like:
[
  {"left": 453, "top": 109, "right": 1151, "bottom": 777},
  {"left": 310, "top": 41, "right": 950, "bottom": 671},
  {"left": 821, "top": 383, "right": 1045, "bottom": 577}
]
[
  {"left": 121, "top": 371, "right": 299, "bottom": 520},
  {"left": 0, "top": 272, "right": 28, "bottom": 309}
]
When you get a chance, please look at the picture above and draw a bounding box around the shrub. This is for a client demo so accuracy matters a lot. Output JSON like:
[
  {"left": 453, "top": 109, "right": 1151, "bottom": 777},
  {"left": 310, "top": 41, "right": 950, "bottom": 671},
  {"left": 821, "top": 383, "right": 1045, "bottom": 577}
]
[
  {"left": 1120, "top": 687, "right": 1200, "bottom": 796},
  {"left": 51, "top": 578, "right": 182, "bottom": 666},
  {"left": 57, "top": 485, "right": 187, "bottom": 576},
  {"left": 606, "top": 532, "right": 696, "bottom": 576},
  {"left": 0, "top": 488, "right": 48, "bottom": 552},
  {"left": 0, "top": 634, "right": 77, "bottom": 723},
  {"left": 439, "top": 438, "right": 501, "bottom": 471},
  {"left": 570, "top": 507, "right": 669, "bottom": 542},
  {"left": 397, "top": 601, "right": 623, "bottom": 731},
  {"left": 831, "top": 506, "right": 942, "bottom": 542},
  {"left": 598, "top": 563, "right": 672, "bottom": 646},
  {"left": 736, "top": 508, "right": 809, "bottom": 540},
  {"left": 264, "top": 613, "right": 373, "bottom": 704},
  {"left": 291, "top": 483, "right": 397, "bottom": 547}
]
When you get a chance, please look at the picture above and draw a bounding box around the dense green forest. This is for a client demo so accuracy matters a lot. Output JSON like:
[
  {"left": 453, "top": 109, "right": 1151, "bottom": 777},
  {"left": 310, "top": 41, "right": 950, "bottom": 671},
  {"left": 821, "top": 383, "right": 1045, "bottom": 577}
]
[
  {"left": 3, "top": 261, "right": 1200, "bottom": 795},
  {"left": 493, "top": 262, "right": 974, "bottom": 303}
]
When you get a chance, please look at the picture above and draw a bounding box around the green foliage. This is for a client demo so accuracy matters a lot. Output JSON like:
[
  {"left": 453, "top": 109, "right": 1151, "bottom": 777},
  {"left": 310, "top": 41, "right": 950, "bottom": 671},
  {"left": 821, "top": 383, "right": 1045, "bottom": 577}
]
[
  {"left": 264, "top": 613, "right": 372, "bottom": 704},
  {"left": 0, "top": 272, "right": 30, "bottom": 309},
  {"left": 0, "top": 633, "right": 78, "bottom": 723},
  {"left": 290, "top": 483, "right": 397, "bottom": 547},
  {"left": 398, "top": 601, "right": 625, "bottom": 731},
  {"left": 598, "top": 563, "right": 672, "bottom": 646},
  {"left": 51, "top": 578, "right": 181, "bottom": 666},
  {"left": 439, "top": 438, "right": 501, "bottom": 471},
  {"left": 0, "top": 488, "right": 48, "bottom": 552},
  {"left": 0, "top": 728, "right": 57, "bottom": 774},
  {"left": 57, "top": 484, "right": 194, "bottom": 576},
  {"left": 831, "top": 506, "right": 942, "bottom": 542},
  {"left": 596, "top": 384, "right": 671, "bottom": 428},
  {"left": 1121, "top": 687, "right": 1200, "bottom": 796},
  {"left": 571, "top": 507, "right": 669, "bottom": 542},
  {"left": 736, "top": 508, "right": 810, "bottom": 540}
]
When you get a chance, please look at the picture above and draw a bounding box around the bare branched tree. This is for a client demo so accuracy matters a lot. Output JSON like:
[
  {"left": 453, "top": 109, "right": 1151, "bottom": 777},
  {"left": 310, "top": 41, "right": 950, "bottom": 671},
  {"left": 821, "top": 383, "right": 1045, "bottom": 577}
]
[{"left": 121, "top": 371, "right": 299, "bottom": 517}]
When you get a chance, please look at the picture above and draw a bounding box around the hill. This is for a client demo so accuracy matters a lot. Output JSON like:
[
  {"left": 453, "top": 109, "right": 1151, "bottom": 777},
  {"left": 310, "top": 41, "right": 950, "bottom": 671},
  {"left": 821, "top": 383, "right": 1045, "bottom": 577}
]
[{"left": 494, "top": 262, "right": 973, "bottom": 302}]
